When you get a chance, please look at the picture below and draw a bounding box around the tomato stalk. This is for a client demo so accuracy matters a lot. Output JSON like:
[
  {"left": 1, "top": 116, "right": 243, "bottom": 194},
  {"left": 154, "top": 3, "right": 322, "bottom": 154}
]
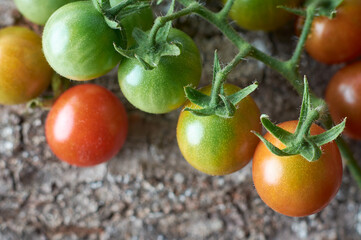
[
  {"left": 148, "top": 2, "right": 200, "bottom": 46},
  {"left": 209, "top": 50, "right": 251, "bottom": 107}
]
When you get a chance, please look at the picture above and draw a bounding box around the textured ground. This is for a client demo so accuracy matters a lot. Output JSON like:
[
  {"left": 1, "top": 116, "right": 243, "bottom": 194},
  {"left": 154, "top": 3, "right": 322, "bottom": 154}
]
[{"left": 1, "top": 0, "right": 361, "bottom": 239}]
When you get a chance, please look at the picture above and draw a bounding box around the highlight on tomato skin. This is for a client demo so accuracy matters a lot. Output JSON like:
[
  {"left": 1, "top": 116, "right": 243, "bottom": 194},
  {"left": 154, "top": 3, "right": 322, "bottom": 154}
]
[
  {"left": 252, "top": 120, "right": 343, "bottom": 217},
  {"left": 45, "top": 84, "right": 128, "bottom": 167},
  {"left": 326, "top": 60, "right": 361, "bottom": 140},
  {"left": 301, "top": 0, "right": 361, "bottom": 64}
]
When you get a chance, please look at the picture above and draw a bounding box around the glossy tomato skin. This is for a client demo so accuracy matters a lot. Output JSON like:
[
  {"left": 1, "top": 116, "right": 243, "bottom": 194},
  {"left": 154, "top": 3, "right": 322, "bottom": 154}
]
[
  {"left": 42, "top": 1, "right": 122, "bottom": 81},
  {"left": 227, "top": 0, "right": 302, "bottom": 31},
  {"left": 253, "top": 121, "right": 342, "bottom": 217},
  {"left": 14, "top": 0, "right": 80, "bottom": 25},
  {"left": 46, "top": 84, "right": 128, "bottom": 167},
  {"left": 109, "top": 0, "right": 153, "bottom": 47},
  {"left": 326, "top": 61, "right": 361, "bottom": 139},
  {"left": 118, "top": 28, "right": 202, "bottom": 114},
  {"left": 0, "top": 27, "right": 52, "bottom": 105},
  {"left": 177, "top": 84, "right": 261, "bottom": 175},
  {"left": 303, "top": 0, "right": 361, "bottom": 64}
]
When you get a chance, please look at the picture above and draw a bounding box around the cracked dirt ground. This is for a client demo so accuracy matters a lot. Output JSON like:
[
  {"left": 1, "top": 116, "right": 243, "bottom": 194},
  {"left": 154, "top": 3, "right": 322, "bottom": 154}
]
[{"left": 1, "top": 0, "right": 361, "bottom": 239}]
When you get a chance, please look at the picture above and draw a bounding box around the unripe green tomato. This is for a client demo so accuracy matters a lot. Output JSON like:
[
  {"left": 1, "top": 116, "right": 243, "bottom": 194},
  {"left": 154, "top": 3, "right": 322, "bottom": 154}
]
[
  {"left": 0, "top": 27, "right": 52, "bottom": 105},
  {"left": 118, "top": 28, "right": 202, "bottom": 114},
  {"left": 42, "top": 1, "right": 122, "bottom": 81},
  {"left": 177, "top": 84, "right": 261, "bottom": 175},
  {"left": 14, "top": 0, "right": 81, "bottom": 25},
  {"left": 226, "top": 0, "right": 303, "bottom": 31}
]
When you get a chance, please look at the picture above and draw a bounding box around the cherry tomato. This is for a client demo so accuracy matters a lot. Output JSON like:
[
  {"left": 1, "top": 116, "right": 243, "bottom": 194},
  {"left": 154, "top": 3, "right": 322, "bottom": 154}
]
[
  {"left": 14, "top": 0, "right": 80, "bottom": 25},
  {"left": 252, "top": 120, "right": 342, "bottom": 217},
  {"left": 326, "top": 61, "right": 361, "bottom": 139},
  {"left": 0, "top": 27, "right": 52, "bottom": 105},
  {"left": 226, "top": 0, "right": 302, "bottom": 31},
  {"left": 45, "top": 84, "right": 128, "bottom": 167},
  {"left": 302, "top": 0, "right": 361, "bottom": 64},
  {"left": 42, "top": 1, "right": 122, "bottom": 81},
  {"left": 177, "top": 84, "right": 261, "bottom": 175},
  {"left": 118, "top": 28, "right": 202, "bottom": 114}
]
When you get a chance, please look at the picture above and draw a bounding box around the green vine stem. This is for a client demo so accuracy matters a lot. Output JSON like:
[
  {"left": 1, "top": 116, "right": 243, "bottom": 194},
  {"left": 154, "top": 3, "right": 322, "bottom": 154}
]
[
  {"left": 149, "top": 0, "right": 361, "bottom": 188},
  {"left": 148, "top": 2, "right": 199, "bottom": 46},
  {"left": 210, "top": 49, "right": 251, "bottom": 106}
]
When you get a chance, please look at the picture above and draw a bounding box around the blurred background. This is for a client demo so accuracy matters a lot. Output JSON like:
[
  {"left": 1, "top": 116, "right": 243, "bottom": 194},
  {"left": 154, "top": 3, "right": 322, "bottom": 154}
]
[{"left": 1, "top": 0, "right": 361, "bottom": 239}]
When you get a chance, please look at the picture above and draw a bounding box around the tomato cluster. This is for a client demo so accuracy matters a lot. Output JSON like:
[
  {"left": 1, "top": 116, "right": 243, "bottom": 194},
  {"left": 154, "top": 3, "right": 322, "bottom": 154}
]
[{"left": 0, "top": 0, "right": 355, "bottom": 218}]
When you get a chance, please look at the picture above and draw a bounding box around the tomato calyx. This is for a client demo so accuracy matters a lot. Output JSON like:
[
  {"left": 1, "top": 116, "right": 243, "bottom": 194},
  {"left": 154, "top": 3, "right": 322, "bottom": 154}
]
[
  {"left": 114, "top": 0, "right": 182, "bottom": 70},
  {"left": 283, "top": 0, "right": 343, "bottom": 18},
  {"left": 253, "top": 77, "right": 345, "bottom": 162},
  {"left": 184, "top": 51, "right": 257, "bottom": 118},
  {"left": 92, "top": 0, "right": 149, "bottom": 28},
  {"left": 92, "top": 0, "right": 150, "bottom": 49}
]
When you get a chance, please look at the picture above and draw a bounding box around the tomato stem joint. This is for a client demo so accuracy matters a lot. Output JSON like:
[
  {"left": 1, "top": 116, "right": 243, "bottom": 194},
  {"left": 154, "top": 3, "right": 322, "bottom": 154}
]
[{"left": 253, "top": 76, "right": 346, "bottom": 162}]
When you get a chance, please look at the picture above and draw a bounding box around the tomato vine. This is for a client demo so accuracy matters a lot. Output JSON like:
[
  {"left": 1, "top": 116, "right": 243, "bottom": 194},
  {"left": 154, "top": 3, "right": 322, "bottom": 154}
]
[{"left": 145, "top": 0, "right": 361, "bottom": 188}]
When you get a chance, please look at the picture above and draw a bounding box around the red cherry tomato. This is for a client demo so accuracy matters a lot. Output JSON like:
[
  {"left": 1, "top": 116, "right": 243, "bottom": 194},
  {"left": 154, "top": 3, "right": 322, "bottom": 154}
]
[
  {"left": 302, "top": 0, "right": 361, "bottom": 64},
  {"left": 326, "top": 61, "right": 361, "bottom": 139},
  {"left": 252, "top": 120, "right": 342, "bottom": 217},
  {"left": 46, "top": 84, "right": 128, "bottom": 167}
]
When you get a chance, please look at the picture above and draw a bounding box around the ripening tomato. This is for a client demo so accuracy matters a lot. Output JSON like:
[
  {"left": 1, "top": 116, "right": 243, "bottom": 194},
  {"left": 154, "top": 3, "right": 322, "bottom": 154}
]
[
  {"left": 252, "top": 121, "right": 342, "bottom": 217},
  {"left": 326, "top": 61, "right": 361, "bottom": 139},
  {"left": 118, "top": 28, "right": 202, "bottom": 114},
  {"left": 226, "top": 0, "right": 303, "bottom": 31},
  {"left": 0, "top": 27, "right": 52, "bottom": 105},
  {"left": 45, "top": 84, "right": 128, "bottom": 167},
  {"left": 42, "top": 1, "right": 122, "bottom": 81},
  {"left": 177, "top": 84, "right": 261, "bottom": 175},
  {"left": 301, "top": 0, "right": 361, "bottom": 64},
  {"left": 14, "top": 0, "right": 81, "bottom": 25}
]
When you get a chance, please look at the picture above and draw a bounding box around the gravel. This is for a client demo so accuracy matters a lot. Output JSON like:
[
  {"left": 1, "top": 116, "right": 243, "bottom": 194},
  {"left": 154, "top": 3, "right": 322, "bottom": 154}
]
[{"left": 1, "top": 0, "right": 361, "bottom": 239}]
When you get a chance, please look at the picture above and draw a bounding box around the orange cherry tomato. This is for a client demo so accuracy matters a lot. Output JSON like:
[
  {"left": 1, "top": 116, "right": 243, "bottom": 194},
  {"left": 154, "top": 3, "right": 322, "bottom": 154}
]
[{"left": 252, "top": 120, "right": 342, "bottom": 217}]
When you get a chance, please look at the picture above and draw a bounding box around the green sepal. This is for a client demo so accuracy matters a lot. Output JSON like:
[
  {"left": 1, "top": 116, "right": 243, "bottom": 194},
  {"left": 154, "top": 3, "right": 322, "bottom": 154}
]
[
  {"left": 278, "top": 6, "right": 306, "bottom": 16},
  {"left": 185, "top": 51, "right": 258, "bottom": 118},
  {"left": 93, "top": 0, "right": 149, "bottom": 25},
  {"left": 218, "top": 94, "right": 236, "bottom": 118},
  {"left": 310, "top": 118, "right": 346, "bottom": 146},
  {"left": 184, "top": 87, "right": 211, "bottom": 108},
  {"left": 184, "top": 106, "right": 217, "bottom": 116},
  {"left": 113, "top": 0, "right": 182, "bottom": 69},
  {"left": 252, "top": 131, "right": 294, "bottom": 157},
  {"left": 260, "top": 114, "right": 294, "bottom": 144},
  {"left": 306, "top": 0, "right": 343, "bottom": 18},
  {"left": 228, "top": 82, "right": 258, "bottom": 105},
  {"left": 254, "top": 76, "right": 346, "bottom": 162}
]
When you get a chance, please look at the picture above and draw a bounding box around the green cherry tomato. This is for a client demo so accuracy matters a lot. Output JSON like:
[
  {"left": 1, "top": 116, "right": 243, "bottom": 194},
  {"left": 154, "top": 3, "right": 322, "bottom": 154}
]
[
  {"left": 42, "top": 1, "right": 122, "bottom": 81},
  {"left": 14, "top": 0, "right": 81, "bottom": 25},
  {"left": 177, "top": 84, "right": 261, "bottom": 175},
  {"left": 118, "top": 28, "right": 202, "bottom": 114},
  {"left": 109, "top": 0, "right": 154, "bottom": 47},
  {"left": 226, "top": 0, "right": 303, "bottom": 31},
  {"left": 0, "top": 27, "right": 52, "bottom": 105},
  {"left": 253, "top": 121, "right": 343, "bottom": 217}
]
